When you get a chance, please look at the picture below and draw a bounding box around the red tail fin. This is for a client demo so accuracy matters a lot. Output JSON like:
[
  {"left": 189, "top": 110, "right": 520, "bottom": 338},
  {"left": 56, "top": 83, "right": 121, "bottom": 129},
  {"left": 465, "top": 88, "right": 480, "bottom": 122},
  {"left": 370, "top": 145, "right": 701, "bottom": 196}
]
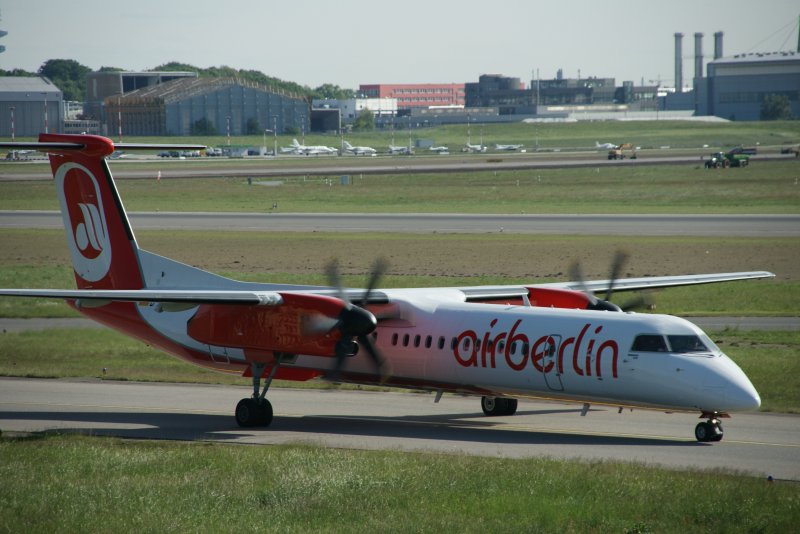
[{"left": 41, "top": 133, "right": 144, "bottom": 290}]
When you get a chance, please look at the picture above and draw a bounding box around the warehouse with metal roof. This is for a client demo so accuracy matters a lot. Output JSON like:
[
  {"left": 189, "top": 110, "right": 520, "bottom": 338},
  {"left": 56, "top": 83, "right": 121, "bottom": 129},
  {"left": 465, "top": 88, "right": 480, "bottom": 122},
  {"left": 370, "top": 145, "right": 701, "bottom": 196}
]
[{"left": 106, "top": 77, "right": 309, "bottom": 136}]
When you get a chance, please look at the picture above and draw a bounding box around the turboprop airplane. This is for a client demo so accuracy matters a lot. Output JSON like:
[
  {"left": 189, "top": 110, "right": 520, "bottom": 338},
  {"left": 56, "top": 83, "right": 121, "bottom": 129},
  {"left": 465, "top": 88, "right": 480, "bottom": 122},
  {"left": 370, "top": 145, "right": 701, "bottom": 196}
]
[
  {"left": 343, "top": 141, "right": 377, "bottom": 156},
  {"left": 0, "top": 134, "right": 770, "bottom": 443}
]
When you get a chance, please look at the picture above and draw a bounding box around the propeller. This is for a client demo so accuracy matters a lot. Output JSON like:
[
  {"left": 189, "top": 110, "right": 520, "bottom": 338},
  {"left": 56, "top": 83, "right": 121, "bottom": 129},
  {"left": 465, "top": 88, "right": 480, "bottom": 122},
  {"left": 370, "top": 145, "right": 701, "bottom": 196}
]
[
  {"left": 324, "top": 258, "right": 392, "bottom": 383},
  {"left": 570, "top": 250, "right": 653, "bottom": 312}
]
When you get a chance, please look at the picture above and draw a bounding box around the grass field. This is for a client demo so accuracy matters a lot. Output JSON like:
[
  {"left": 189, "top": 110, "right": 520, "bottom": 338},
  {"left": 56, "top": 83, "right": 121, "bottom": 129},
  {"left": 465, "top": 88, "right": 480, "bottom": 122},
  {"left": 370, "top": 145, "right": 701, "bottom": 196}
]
[
  {"left": 0, "top": 435, "right": 796, "bottom": 533},
  {"left": 2, "top": 161, "right": 800, "bottom": 214}
]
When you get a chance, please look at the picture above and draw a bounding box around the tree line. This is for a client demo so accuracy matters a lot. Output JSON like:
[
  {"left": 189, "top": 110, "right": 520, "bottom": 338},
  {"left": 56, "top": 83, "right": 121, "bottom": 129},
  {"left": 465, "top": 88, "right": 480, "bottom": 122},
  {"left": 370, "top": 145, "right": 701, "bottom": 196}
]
[{"left": 0, "top": 59, "right": 355, "bottom": 103}]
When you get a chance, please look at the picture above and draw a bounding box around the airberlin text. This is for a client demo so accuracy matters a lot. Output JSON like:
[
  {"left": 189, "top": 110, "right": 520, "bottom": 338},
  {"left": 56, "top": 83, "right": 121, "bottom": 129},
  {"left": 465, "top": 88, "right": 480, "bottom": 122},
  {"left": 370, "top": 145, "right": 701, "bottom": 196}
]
[{"left": 454, "top": 319, "right": 619, "bottom": 379}]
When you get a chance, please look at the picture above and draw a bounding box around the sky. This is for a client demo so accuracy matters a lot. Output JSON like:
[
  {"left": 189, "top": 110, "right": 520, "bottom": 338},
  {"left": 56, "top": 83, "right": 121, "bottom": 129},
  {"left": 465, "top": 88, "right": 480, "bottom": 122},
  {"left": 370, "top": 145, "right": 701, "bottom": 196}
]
[{"left": 1, "top": 0, "right": 798, "bottom": 90}]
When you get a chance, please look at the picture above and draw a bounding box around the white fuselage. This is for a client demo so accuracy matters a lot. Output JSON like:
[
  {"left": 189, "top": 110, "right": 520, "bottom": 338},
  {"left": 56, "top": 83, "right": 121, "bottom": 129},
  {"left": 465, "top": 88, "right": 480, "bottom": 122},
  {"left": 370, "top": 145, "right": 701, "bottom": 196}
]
[{"left": 140, "top": 287, "right": 759, "bottom": 414}]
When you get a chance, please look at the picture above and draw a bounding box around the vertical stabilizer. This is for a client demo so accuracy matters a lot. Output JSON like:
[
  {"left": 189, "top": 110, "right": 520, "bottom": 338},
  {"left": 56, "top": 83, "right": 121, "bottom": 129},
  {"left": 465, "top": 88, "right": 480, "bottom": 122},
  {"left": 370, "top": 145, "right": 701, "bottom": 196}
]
[{"left": 41, "top": 133, "right": 144, "bottom": 290}]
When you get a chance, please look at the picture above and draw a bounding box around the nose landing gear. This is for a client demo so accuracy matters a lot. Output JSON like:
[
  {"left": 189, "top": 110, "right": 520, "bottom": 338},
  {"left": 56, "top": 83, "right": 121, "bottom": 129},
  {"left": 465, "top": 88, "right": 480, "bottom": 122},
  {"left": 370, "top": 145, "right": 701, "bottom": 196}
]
[{"left": 695, "top": 412, "right": 725, "bottom": 442}]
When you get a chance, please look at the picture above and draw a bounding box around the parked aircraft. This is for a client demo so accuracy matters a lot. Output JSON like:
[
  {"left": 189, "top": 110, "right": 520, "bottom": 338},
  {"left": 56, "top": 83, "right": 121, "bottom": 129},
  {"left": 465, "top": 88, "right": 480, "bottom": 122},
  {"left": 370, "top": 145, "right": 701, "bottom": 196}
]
[
  {"left": 343, "top": 141, "right": 377, "bottom": 156},
  {"left": 387, "top": 144, "right": 413, "bottom": 155},
  {"left": 494, "top": 144, "right": 524, "bottom": 151},
  {"left": 596, "top": 141, "right": 619, "bottom": 150},
  {"left": 428, "top": 146, "right": 449, "bottom": 154},
  {"left": 283, "top": 139, "right": 337, "bottom": 156},
  {"left": 463, "top": 142, "right": 487, "bottom": 153},
  {"left": 0, "top": 134, "right": 769, "bottom": 443}
]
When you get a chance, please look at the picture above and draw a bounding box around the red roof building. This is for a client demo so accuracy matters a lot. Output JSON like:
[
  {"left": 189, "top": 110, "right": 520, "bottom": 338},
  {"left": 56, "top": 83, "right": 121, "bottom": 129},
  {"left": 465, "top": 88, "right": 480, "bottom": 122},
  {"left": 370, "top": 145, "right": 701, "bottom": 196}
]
[{"left": 359, "top": 83, "right": 465, "bottom": 109}]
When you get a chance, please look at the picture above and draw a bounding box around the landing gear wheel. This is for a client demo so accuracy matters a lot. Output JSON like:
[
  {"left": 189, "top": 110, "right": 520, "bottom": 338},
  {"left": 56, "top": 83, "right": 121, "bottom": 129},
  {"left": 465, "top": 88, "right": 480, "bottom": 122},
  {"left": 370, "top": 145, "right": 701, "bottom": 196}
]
[
  {"left": 235, "top": 398, "right": 273, "bottom": 427},
  {"left": 481, "top": 396, "right": 518, "bottom": 416},
  {"left": 694, "top": 420, "right": 723, "bottom": 442}
]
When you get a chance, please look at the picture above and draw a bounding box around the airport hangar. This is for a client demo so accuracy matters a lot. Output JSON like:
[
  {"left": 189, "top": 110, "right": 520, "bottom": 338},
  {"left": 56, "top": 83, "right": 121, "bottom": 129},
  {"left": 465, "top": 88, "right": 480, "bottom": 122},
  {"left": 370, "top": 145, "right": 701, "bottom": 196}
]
[
  {"left": 0, "top": 77, "right": 63, "bottom": 138},
  {"left": 103, "top": 76, "right": 310, "bottom": 137},
  {"left": 696, "top": 51, "right": 800, "bottom": 121}
]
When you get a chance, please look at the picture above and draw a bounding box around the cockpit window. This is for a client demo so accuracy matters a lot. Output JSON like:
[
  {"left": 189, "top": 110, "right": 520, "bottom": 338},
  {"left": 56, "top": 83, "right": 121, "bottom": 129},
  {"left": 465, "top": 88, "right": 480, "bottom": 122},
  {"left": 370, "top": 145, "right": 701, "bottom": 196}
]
[
  {"left": 631, "top": 334, "right": 668, "bottom": 352},
  {"left": 667, "top": 335, "right": 711, "bottom": 353}
]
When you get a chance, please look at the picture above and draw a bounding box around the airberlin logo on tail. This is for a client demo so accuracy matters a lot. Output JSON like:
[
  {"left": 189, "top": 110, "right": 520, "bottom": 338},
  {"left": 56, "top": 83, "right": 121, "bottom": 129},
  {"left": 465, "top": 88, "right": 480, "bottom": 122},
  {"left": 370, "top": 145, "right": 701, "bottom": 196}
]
[{"left": 55, "top": 162, "right": 112, "bottom": 282}]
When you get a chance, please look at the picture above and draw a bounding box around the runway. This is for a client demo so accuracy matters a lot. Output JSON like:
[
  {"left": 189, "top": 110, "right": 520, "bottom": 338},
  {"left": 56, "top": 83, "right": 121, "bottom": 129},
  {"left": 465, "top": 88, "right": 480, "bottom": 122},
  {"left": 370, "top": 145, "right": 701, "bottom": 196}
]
[
  {"left": 3, "top": 210, "right": 798, "bottom": 236},
  {"left": 1, "top": 378, "right": 797, "bottom": 480}
]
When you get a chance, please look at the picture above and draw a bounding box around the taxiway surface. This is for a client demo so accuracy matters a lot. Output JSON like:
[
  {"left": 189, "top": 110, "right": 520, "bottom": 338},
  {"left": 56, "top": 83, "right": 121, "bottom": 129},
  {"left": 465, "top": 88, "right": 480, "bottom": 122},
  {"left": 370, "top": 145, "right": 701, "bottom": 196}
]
[{"left": 1, "top": 378, "right": 797, "bottom": 480}]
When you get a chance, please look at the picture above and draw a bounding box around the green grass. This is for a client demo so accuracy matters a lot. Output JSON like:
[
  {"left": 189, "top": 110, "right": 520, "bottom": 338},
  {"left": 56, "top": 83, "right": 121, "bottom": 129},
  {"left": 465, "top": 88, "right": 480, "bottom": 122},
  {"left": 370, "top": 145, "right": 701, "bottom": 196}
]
[
  {"left": 0, "top": 435, "right": 796, "bottom": 533},
  {"left": 1, "top": 328, "right": 796, "bottom": 412},
  {"left": 3, "top": 161, "right": 800, "bottom": 213},
  {"left": 713, "top": 330, "right": 800, "bottom": 413}
]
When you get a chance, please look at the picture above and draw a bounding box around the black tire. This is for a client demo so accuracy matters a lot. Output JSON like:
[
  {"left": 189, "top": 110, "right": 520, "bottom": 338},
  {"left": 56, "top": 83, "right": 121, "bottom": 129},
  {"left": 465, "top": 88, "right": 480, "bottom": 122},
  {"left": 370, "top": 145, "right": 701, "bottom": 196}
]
[
  {"left": 235, "top": 398, "right": 273, "bottom": 427},
  {"left": 481, "top": 396, "right": 516, "bottom": 416},
  {"left": 695, "top": 421, "right": 722, "bottom": 442},
  {"left": 695, "top": 422, "right": 710, "bottom": 442},
  {"left": 504, "top": 398, "right": 518, "bottom": 416}
]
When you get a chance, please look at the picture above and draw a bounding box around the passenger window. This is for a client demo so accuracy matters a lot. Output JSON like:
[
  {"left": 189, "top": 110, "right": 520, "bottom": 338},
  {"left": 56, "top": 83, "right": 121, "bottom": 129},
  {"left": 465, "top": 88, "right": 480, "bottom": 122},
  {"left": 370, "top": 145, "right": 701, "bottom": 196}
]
[
  {"left": 403, "top": 334, "right": 410, "bottom": 347},
  {"left": 631, "top": 334, "right": 668, "bottom": 352},
  {"left": 391, "top": 333, "right": 398, "bottom": 346},
  {"left": 438, "top": 336, "right": 445, "bottom": 350},
  {"left": 414, "top": 335, "right": 421, "bottom": 348},
  {"left": 425, "top": 336, "right": 432, "bottom": 349}
]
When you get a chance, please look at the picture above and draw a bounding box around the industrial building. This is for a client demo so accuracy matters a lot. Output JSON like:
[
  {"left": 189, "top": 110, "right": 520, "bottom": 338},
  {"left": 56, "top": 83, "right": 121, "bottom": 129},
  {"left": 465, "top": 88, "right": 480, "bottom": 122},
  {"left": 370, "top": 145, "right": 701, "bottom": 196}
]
[
  {"left": 0, "top": 77, "right": 62, "bottom": 138},
  {"left": 698, "top": 51, "right": 800, "bottom": 120},
  {"left": 106, "top": 77, "right": 309, "bottom": 136},
  {"left": 359, "top": 83, "right": 465, "bottom": 109},
  {"left": 668, "top": 31, "right": 800, "bottom": 120}
]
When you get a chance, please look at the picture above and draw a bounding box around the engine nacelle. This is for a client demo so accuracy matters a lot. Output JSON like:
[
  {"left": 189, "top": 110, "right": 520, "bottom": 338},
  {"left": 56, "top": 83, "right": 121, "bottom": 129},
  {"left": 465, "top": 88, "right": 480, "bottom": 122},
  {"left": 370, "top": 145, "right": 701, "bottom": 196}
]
[{"left": 187, "top": 292, "right": 345, "bottom": 357}]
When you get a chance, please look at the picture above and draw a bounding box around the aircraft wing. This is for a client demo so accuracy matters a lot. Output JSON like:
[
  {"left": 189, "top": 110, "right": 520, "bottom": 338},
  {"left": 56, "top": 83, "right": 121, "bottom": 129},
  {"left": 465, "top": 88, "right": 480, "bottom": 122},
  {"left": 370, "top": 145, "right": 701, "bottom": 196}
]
[
  {"left": 0, "top": 271, "right": 773, "bottom": 306},
  {"left": 0, "top": 288, "right": 284, "bottom": 306},
  {"left": 456, "top": 271, "right": 775, "bottom": 301}
]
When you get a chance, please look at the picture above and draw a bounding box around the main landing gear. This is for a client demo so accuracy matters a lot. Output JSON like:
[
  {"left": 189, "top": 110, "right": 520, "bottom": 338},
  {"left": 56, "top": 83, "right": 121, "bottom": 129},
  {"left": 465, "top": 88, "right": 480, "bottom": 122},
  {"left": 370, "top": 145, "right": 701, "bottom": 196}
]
[
  {"left": 235, "top": 360, "right": 282, "bottom": 428},
  {"left": 481, "top": 396, "right": 518, "bottom": 416},
  {"left": 695, "top": 412, "right": 724, "bottom": 442}
]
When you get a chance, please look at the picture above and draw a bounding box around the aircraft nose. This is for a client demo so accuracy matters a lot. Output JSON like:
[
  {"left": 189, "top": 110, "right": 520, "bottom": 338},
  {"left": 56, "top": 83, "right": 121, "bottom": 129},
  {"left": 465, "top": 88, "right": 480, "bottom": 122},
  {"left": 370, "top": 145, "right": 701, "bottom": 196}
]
[
  {"left": 726, "top": 376, "right": 761, "bottom": 411},
  {"left": 719, "top": 358, "right": 761, "bottom": 411}
]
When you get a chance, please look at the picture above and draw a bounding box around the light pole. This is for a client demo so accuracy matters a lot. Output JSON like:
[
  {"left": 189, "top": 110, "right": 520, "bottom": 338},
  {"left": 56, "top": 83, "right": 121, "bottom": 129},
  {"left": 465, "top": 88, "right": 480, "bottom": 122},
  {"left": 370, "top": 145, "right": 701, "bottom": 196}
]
[
  {"left": 117, "top": 97, "right": 122, "bottom": 142},
  {"left": 226, "top": 116, "right": 231, "bottom": 146},
  {"left": 9, "top": 106, "right": 15, "bottom": 141},
  {"left": 273, "top": 116, "right": 278, "bottom": 158},
  {"left": 42, "top": 92, "right": 48, "bottom": 134}
]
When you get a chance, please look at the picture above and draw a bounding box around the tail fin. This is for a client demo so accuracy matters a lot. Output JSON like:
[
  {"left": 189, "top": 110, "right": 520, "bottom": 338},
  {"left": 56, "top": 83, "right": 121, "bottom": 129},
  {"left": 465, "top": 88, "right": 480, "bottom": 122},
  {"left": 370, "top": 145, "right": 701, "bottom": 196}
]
[
  {"left": 292, "top": 139, "right": 301, "bottom": 147},
  {"left": 344, "top": 141, "right": 353, "bottom": 149},
  {"left": 41, "top": 133, "right": 144, "bottom": 290}
]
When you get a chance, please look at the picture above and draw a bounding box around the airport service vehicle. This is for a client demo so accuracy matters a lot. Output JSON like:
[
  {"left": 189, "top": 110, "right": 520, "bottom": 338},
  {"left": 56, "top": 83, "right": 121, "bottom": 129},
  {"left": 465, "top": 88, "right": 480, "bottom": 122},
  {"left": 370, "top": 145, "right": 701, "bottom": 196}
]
[
  {"left": 607, "top": 143, "right": 637, "bottom": 160},
  {"left": 0, "top": 134, "right": 769, "bottom": 443},
  {"left": 705, "top": 151, "right": 750, "bottom": 168}
]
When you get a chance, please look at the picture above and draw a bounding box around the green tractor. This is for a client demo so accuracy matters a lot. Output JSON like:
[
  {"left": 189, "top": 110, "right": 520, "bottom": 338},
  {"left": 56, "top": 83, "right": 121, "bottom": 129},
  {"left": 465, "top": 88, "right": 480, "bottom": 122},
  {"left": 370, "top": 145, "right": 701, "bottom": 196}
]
[{"left": 705, "top": 151, "right": 750, "bottom": 168}]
